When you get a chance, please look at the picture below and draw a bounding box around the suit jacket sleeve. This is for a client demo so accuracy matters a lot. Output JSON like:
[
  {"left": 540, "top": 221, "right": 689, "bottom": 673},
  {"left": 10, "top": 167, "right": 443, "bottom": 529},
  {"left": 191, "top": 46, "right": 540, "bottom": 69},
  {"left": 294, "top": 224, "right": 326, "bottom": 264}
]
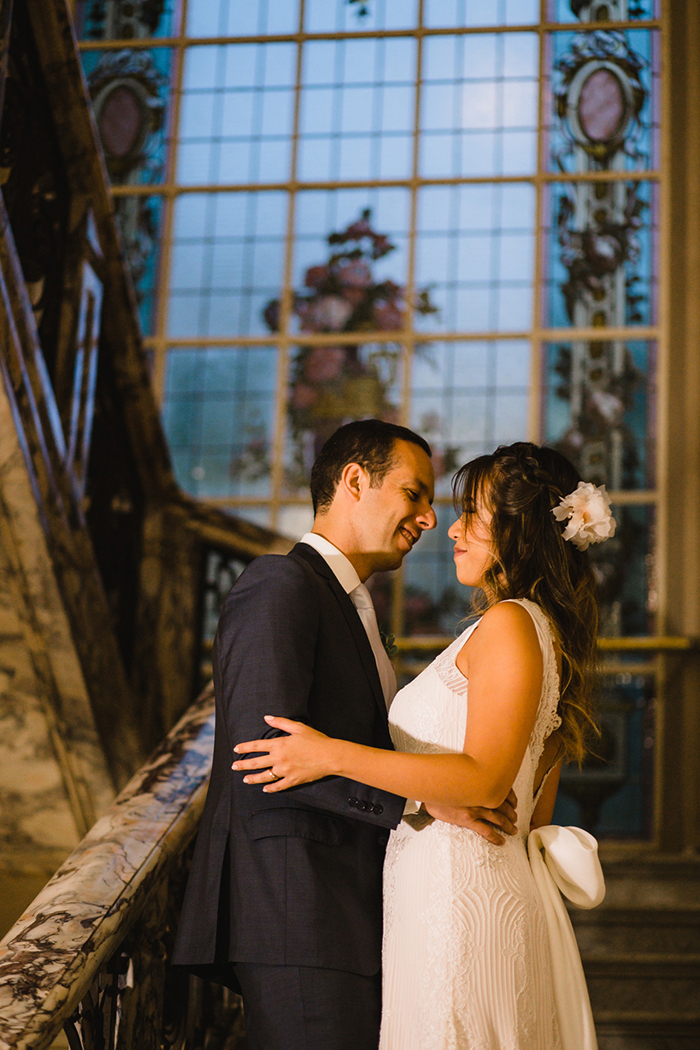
[{"left": 214, "top": 554, "right": 405, "bottom": 830}]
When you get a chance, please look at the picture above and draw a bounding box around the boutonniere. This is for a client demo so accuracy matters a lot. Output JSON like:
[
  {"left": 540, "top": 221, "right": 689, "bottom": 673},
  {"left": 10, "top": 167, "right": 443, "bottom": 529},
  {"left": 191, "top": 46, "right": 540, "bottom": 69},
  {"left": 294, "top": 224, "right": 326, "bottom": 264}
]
[{"left": 380, "top": 630, "right": 398, "bottom": 659}]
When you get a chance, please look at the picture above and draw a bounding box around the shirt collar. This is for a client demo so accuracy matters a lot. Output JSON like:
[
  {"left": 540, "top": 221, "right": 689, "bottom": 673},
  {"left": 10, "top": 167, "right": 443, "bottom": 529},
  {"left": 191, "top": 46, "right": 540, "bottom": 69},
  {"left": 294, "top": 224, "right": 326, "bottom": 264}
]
[{"left": 300, "top": 532, "right": 361, "bottom": 595}]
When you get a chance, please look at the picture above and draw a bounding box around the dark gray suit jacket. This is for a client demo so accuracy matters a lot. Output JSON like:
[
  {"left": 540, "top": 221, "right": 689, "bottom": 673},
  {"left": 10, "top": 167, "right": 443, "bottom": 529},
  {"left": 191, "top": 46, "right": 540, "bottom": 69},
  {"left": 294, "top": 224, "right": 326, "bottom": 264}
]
[{"left": 173, "top": 542, "right": 405, "bottom": 980}]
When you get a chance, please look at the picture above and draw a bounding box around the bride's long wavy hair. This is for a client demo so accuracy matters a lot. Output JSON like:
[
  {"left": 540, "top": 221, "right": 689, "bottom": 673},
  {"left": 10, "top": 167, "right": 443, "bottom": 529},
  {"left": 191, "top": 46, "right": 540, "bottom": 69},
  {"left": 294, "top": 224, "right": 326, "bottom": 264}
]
[{"left": 453, "top": 442, "right": 599, "bottom": 764}]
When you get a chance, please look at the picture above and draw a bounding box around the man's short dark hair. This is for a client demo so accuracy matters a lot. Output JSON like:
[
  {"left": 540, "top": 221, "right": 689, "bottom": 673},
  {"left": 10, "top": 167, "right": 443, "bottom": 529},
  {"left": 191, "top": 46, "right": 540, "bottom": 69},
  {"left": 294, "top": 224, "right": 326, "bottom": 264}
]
[{"left": 310, "top": 419, "right": 432, "bottom": 514}]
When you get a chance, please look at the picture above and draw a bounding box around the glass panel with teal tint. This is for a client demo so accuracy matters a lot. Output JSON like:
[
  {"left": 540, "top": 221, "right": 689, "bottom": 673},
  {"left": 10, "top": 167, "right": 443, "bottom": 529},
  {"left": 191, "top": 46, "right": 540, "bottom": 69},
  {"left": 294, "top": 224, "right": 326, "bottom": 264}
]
[
  {"left": 79, "top": 48, "right": 172, "bottom": 186},
  {"left": 420, "top": 32, "right": 539, "bottom": 178},
  {"left": 75, "top": 0, "right": 178, "bottom": 39},
  {"left": 416, "top": 183, "right": 536, "bottom": 333},
  {"left": 401, "top": 508, "right": 470, "bottom": 636},
  {"left": 187, "top": 0, "right": 300, "bottom": 36},
  {"left": 178, "top": 43, "right": 296, "bottom": 185},
  {"left": 543, "top": 180, "right": 657, "bottom": 328},
  {"left": 290, "top": 188, "right": 411, "bottom": 336},
  {"left": 548, "top": 0, "right": 659, "bottom": 24},
  {"left": 298, "top": 37, "right": 417, "bottom": 182},
  {"left": 162, "top": 346, "right": 277, "bottom": 498},
  {"left": 590, "top": 503, "right": 655, "bottom": 635},
  {"left": 114, "top": 195, "right": 163, "bottom": 335},
  {"left": 423, "top": 0, "right": 539, "bottom": 28},
  {"left": 411, "top": 340, "right": 531, "bottom": 497},
  {"left": 553, "top": 674, "right": 655, "bottom": 840},
  {"left": 167, "top": 191, "right": 287, "bottom": 337},
  {"left": 284, "top": 343, "right": 405, "bottom": 496},
  {"left": 304, "top": 0, "right": 419, "bottom": 34},
  {"left": 547, "top": 29, "right": 659, "bottom": 173},
  {"left": 543, "top": 340, "right": 656, "bottom": 490}
]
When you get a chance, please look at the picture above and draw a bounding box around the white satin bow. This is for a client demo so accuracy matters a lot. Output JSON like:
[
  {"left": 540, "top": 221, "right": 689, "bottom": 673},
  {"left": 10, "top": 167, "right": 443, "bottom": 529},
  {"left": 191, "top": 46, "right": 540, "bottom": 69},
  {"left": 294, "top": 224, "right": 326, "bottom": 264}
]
[{"left": 528, "top": 825, "right": 605, "bottom": 1050}]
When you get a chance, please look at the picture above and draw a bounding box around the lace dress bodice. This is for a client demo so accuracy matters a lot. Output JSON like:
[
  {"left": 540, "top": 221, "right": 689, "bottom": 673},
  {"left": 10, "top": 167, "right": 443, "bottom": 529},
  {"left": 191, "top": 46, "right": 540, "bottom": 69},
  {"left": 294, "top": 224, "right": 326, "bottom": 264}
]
[
  {"left": 379, "top": 598, "right": 564, "bottom": 1050},
  {"left": 389, "top": 597, "right": 562, "bottom": 837}
]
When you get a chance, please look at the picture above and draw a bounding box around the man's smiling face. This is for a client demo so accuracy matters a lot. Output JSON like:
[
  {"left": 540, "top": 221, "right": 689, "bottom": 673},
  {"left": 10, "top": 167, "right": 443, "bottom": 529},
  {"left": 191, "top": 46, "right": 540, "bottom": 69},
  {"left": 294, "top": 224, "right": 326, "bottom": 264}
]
[{"left": 356, "top": 439, "right": 437, "bottom": 572}]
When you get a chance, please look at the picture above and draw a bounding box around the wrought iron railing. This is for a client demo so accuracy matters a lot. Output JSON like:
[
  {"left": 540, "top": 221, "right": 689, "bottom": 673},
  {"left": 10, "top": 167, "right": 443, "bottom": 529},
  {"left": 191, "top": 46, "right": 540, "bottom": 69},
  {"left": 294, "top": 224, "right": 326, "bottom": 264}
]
[{"left": 0, "top": 685, "right": 246, "bottom": 1050}]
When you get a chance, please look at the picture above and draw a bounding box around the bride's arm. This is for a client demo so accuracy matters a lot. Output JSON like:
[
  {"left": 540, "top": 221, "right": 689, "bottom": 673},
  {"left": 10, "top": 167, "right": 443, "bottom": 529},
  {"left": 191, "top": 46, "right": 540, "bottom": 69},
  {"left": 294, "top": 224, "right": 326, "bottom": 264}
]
[{"left": 233, "top": 602, "right": 543, "bottom": 810}]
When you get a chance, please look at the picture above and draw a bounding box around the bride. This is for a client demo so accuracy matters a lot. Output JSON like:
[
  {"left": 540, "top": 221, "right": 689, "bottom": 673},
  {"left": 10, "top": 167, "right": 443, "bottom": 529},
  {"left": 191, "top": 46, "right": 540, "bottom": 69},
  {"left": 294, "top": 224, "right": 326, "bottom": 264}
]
[{"left": 233, "top": 442, "right": 612, "bottom": 1049}]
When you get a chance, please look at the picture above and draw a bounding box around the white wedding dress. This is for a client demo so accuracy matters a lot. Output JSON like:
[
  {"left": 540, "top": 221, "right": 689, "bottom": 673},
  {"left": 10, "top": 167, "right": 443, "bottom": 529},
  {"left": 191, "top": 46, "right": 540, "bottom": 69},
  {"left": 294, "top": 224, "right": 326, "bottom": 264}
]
[{"left": 380, "top": 599, "right": 567, "bottom": 1050}]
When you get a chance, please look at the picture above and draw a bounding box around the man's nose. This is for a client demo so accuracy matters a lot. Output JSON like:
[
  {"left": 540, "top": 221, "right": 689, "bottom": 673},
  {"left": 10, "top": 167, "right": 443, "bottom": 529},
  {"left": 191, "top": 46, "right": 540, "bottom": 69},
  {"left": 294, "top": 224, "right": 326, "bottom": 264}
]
[{"left": 417, "top": 504, "right": 437, "bottom": 530}]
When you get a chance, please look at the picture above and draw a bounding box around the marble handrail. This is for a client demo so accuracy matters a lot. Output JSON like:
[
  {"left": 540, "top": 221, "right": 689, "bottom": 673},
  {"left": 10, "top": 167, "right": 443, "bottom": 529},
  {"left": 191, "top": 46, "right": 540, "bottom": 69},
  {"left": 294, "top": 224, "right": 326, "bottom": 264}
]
[{"left": 0, "top": 684, "right": 216, "bottom": 1050}]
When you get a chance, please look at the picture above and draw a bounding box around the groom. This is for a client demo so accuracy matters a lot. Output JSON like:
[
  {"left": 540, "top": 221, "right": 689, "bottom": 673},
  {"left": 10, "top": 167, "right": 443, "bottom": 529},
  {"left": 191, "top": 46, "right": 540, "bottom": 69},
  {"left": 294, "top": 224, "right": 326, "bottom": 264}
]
[{"left": 173, "top": 419, "right": 517, "bottom": 1050}]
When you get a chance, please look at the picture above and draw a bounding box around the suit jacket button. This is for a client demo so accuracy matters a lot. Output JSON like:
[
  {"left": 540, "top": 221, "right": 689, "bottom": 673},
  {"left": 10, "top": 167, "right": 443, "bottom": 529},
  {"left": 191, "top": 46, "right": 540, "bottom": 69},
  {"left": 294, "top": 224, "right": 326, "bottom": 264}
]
[
  {"left": 349, "top": 797, "right": 359, "bottom": 807},
  {"left": 359, "top": 800, "right": 369, "bottom": 811},
  {"left": 374, "top": 804, "right": 383, "bottom": 815}
]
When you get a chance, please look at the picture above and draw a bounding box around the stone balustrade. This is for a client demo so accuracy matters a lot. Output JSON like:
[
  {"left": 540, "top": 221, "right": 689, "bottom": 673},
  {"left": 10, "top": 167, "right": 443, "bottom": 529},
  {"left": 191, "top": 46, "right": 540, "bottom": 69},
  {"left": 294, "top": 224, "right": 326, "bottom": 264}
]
[{"left": 0, "top": 684, "right": 235, "bottom": 1050}]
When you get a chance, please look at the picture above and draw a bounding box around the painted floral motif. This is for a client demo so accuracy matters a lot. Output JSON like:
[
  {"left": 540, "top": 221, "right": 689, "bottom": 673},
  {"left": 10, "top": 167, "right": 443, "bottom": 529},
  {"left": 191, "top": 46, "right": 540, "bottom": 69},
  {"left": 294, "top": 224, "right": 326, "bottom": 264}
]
[
  {"left": 263, "top": 209, "right": 437, "bottom": 488},
  {"left": 556, "top": 184, "right": 648, "bottom": 326},
  {"left": 552, "top": 29, "right": 648, "bottom": 169}
]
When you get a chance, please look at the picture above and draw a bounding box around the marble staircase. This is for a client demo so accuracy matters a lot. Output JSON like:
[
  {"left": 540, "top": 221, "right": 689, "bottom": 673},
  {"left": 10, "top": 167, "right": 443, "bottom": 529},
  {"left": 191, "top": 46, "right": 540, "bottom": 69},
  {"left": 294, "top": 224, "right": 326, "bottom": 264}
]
[{"left": 571, "top": 855, "right": 700, "bottom": 1049}]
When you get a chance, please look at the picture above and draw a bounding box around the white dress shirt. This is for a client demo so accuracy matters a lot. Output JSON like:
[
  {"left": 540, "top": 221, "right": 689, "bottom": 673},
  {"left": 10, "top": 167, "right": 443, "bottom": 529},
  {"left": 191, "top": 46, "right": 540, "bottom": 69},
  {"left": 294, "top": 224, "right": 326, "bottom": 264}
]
[
  {"left": 300, "top": 532, "right": 417, "bottom": 815},
  {"left": 300, "top": 532, "right": 397, "bottom": 708}
]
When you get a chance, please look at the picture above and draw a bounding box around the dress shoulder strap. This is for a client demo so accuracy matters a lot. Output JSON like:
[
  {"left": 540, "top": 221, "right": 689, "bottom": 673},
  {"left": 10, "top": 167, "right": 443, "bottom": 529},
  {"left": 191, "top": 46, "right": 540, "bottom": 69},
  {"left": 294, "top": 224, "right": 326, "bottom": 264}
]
[{"left": 432, "top": 619, "right": 480, "bottom": 696}]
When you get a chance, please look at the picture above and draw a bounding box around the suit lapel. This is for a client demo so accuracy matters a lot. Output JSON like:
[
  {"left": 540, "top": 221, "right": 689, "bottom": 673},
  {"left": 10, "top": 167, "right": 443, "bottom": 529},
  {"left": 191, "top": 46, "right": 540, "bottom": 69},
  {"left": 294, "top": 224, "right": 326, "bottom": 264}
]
[{"left": 291, "top": 543, "right": 388, "bottom": 720}]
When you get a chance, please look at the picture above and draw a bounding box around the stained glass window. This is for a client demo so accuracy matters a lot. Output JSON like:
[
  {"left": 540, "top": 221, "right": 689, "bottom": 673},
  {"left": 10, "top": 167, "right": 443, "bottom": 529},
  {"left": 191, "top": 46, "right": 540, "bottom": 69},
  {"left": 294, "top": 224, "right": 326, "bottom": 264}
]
[{"left": 76, "top": 0, "right": 664, "bottom": 840}]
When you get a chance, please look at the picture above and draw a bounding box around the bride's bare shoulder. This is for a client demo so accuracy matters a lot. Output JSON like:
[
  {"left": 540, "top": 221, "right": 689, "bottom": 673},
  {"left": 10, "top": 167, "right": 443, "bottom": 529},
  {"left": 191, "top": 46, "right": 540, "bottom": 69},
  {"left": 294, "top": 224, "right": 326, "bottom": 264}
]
[
  {"left": 475, "top": 601, "right": 539, "bottom": 640},
  {"left": 456, "top": 601, "right": 541, "bottom": 677}
]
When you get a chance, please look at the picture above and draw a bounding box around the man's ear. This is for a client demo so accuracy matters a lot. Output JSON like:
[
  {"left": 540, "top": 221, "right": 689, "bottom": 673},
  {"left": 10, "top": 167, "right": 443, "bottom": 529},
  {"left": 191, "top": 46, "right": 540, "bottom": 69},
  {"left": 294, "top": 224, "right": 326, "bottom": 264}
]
[{"left": 339, "top": 462, "right": 366, "bottom": 502}]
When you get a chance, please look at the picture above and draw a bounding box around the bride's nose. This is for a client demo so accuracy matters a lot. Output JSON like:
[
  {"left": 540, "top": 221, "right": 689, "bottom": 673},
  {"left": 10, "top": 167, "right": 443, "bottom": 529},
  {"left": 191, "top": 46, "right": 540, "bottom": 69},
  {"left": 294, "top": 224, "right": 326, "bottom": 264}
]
[{"left": 447, "top": 518, "right": 461, "bottom": 540}]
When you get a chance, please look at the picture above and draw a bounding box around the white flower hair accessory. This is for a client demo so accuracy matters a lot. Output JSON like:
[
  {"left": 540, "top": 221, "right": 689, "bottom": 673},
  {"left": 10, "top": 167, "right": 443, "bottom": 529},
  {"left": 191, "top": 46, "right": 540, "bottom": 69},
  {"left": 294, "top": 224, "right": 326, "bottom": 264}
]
[{"left": 552, "top": 481, "right": 616, "bottom": 551}]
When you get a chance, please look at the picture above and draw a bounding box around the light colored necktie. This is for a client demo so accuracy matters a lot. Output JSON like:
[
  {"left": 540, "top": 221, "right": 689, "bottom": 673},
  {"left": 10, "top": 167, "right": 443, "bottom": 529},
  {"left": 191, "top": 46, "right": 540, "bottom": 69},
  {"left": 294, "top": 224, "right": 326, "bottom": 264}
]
[{"left": 350, "top": 583, "right": 397, "bottom": 709}]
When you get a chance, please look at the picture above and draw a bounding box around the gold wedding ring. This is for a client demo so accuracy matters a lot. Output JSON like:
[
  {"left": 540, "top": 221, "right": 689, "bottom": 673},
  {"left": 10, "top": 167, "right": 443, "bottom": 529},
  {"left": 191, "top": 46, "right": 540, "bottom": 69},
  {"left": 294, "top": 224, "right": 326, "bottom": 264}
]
[{"left": 267, "top": 769, "right": 281, "bottom": 782}]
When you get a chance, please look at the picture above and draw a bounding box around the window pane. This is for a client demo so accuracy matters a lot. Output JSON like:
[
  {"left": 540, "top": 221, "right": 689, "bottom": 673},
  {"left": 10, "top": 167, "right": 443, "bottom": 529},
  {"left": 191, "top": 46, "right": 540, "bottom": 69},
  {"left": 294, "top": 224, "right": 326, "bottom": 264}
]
[
  {"left": 416, "top": 184, "right": 536, "bottom": 332},
  {"left": 178, "top": 44, "right": 296, "bottom": 185},
  {"left": 543, "top": 340, "right": 656, "bottom": 492},
  {"left": 277, "top": 505, "right": 315, "bottom": 540},
  {"left": 420, "top": 33, "right": 539, "bottom": 178},
  {"left": 423, "top": 0, "right": 540, "bottom": 27},
  {"left": 542, "top": 180, "right": 657, "bottom": 329},
  {"left": 401, "top": 509, "right": 467, "bottom": 637},
  {"left": 411, "top": 340, "right": 531, "bottom": 497},
  {"left": 168, "top": 191, "right": 288, "bottom": 337},
  {"left": 187, "top": 0, "right": 300, "bottom": 36},
  {"left": 290, "top": 188, "right": 411, "bottom": 336},
  {"left": 81, "top": 48, "right": 173, "bottom": 186},
  {"left": 76, "top": 0, "right": 178, "bottom": 39},
  {"left": 162, "top": 346, "right": 278, "bottom": 498},
  {"left": 304, "top": 0, "right": 419, "bottom": 33},
  {"left": 548, "top": 0, "right": 659, "bottom": 23},
  {"left": 546, "top": 28, "right": 659, "bottom": 174},
  {"left": 554, "top": 674, "right": 655, "bottom": 841},
  {"left": 594, "top": 503, "right": 656, "bottom": 636},
  {"left": 114, "top": 195, "right": 163, "bottom": 336},
  {"left": 284, "top": 342, "right": 405, "bottom": 495},
  {"left": 298, "top": 38, "right": 417, "bottom": 181}
]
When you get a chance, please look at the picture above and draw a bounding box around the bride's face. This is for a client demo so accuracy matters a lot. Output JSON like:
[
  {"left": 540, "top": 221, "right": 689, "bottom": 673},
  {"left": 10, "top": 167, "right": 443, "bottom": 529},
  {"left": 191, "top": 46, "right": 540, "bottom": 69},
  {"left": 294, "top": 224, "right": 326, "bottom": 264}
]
[{"left": 448, "top": 503, "right": 497, "bottom": 589}]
